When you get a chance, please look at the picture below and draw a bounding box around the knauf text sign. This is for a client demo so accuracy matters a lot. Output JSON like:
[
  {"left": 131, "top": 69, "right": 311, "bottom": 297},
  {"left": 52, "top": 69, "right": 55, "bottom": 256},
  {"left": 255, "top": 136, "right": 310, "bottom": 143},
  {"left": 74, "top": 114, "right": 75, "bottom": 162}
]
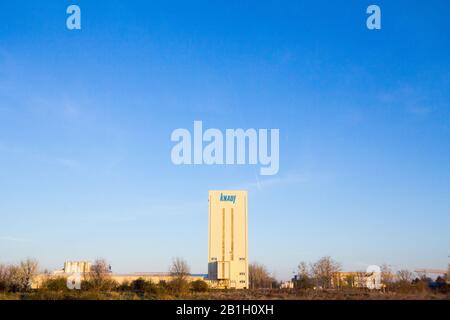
[{"left": 220, "top": 193, "right": 236, "bottom": 204}]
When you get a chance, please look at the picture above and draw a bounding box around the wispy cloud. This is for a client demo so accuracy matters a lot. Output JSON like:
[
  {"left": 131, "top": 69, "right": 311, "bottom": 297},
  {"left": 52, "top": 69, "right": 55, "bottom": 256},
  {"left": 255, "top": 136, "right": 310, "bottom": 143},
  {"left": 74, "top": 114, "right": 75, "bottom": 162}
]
[
  {"left": 0, "top": 236, "right": 31, "bottom": 243},
  {"left": 72, "top": 200, "right": 206, "bottom": 223},
  {"left": 0, "top": 141, "right": 80, "bottom": 169},
  {"left": 27, "top": 96, "right": 84, "bottom": 120},
  {"left": 62, "top": 102, "right": 81, "bottom": 119},
  {"left": 53, "top": 158, "right": 81, "bottom": 169},
  {"left": 233, "top": 173, "right": 308, "bottom": 191},
  {"left": 407, "top": 106, "right": 432, "bottom": 115},
  {"left": 377, "top": 84, "right": 433, "bottom": 116}
]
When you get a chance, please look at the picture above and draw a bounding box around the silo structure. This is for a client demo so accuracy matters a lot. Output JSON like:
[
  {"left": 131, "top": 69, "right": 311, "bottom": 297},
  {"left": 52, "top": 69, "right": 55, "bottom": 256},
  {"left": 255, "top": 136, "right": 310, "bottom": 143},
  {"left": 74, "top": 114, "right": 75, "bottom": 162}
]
[{"left": 208, "top": 190, "right": 248, "bottom": 289}]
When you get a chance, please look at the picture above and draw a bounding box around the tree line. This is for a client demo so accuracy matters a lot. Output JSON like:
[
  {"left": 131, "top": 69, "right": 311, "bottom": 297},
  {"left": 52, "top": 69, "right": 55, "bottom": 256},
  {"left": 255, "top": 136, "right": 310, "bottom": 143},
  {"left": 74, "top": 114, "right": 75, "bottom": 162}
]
[{"left": 1, "top": 256, "right": 448, "bottom": 296}]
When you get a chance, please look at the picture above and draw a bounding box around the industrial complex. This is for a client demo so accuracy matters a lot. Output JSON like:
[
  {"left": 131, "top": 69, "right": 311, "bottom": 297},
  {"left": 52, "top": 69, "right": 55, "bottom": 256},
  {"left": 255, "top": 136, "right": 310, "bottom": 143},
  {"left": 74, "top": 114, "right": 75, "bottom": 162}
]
[
  {"left": 33, "top": 190, "right": 249, "bottom": 289},
  {"left": 31, "top": 190, "right": 449, "bottom": 291}
]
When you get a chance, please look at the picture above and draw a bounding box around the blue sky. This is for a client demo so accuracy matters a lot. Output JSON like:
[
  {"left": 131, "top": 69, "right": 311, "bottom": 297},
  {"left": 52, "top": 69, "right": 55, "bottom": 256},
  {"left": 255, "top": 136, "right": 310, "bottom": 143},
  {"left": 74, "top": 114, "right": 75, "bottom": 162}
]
[{"left": 0, "top": 0, "right": 449, "bottom": 279}]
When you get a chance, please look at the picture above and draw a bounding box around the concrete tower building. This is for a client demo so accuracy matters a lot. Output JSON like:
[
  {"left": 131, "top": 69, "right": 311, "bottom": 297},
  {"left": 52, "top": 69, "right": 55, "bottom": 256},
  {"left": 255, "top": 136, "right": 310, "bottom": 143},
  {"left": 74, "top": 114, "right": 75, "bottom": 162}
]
[{"left": 208, "top": 190, "right": 248, "bottom": 289}]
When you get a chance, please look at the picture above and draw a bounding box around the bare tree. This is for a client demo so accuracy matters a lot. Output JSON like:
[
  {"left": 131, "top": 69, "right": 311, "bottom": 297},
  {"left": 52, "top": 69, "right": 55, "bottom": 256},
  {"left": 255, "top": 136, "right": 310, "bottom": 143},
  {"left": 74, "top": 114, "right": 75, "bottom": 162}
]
[
  {"left": 395, "top": 269, "right": 415, "bottom": 292},
  {"left": 380, "top": 264, "right": 394, "bottom": 286},
  {"left": 89, "top": 258, "right": 112, "bottom": 290},
  {"left": 168, "top": 257, "right": 191, "bottom": 294},
  {"left": 19, "top": 259, "right": 39, "bottom": 291},
  {"left": 8, "top": 265, "right": 22, "bottom": 292},
  {"left": 298, "top": 262, "right": 310, "bottom": 279},
  {"left": 311, "top": 256, "right": 341, "bottom": 289},
  {"left": 447, "top": 263, "right": 450, "bottom": 284},
  {"left": 397, "top": 269, "right": 414, "bottom": 283},
  {"left": 295, "top": 261, "right": 312, "bottom": 289},
  {"left": 169, "top": 257, "right": 191, "bottom": 279},
  {"left": 249, "top": 262, "right": 276, "bottom": 289},
  {"left": 0, "top": 260, "right": 38, "bottom": 292},
  {"left": 0, "top": 264, "right": 8, "bottom": 291}
]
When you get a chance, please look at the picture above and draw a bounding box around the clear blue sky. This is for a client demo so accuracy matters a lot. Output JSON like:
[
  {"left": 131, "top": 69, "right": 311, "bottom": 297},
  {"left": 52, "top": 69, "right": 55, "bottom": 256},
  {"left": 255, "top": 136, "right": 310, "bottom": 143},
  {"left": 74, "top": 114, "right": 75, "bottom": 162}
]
[{"left": 0, "top": 0, "right": 449, "bottom": 279}]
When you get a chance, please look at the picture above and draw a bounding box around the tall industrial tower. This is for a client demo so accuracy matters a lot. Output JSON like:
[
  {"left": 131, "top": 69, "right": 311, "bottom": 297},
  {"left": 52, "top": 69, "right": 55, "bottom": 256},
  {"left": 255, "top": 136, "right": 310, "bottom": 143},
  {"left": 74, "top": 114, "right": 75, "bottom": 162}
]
[{"left": 208, "top": 190, "right": 248, "bottom": 289}]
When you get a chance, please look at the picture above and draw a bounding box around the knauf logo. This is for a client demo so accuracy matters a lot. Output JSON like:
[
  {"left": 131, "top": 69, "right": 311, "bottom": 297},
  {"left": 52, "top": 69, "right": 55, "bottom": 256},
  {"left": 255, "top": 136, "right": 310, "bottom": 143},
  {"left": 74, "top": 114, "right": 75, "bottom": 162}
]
[{"left": 220, "top": 193, "right": 236, "bottom": 204}]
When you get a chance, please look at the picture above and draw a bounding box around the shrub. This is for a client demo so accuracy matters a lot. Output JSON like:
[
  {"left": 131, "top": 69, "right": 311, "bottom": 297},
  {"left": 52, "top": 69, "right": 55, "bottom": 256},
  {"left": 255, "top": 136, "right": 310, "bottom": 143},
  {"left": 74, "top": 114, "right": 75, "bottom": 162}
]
[
  {"left": 130, "top": 278, "right": 158, "bottom": 295},
  {"left": 167, "top": 278, "right": 190, "bottom": 295},
  {"left": 190, "top": 280, "right": 208, "bottom": 292},
  {"left": 41, "top": 277, "right": 68, "bottom": 291},
  {"left": 81, "top": 278, "right": 118, "bottom": 292},
  {"left": 117, "top": 281, "right": 131, "bottom": 292}
]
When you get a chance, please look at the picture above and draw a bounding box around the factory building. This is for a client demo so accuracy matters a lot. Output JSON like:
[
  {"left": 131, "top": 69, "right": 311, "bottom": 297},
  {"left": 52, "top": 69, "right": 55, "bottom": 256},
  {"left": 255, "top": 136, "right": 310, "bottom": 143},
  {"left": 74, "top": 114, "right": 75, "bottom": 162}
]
[
  {"left": 32, "top": 190, "right": 250, "bottom": 290},
  {"left": 62, "top": 261, "right": 91, "bottom": 274},
  {"left": 207, "top": 190, "right": 248, "bottom": 289}
]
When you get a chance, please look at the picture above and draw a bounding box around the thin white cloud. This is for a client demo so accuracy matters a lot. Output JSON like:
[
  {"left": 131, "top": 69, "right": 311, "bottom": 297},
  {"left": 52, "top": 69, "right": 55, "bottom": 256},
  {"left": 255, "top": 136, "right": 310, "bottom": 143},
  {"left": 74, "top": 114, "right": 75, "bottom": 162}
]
[
  {"left": 0, "top": 141, "right": 80, "bottom": 169},
  {"left": 0, "top": 236, "right": 31, "bottom": 243},
  {"left": 408, "top": 106, "right": 432, "bottom": 115},
  {"left": 27, "top": 95, "right": 84, "bottom": 121},
  {"left": 54, "top": 158, "right": 81, "bottom": 169},
  {"left": 377, "top": 84, "right": 433, "bottom": 116},
  {"left": 71, "top": 200, "right": 206, "bottom": 223},
  {"left": 233, "top": 173, "right": 307, "bottom": 191}
]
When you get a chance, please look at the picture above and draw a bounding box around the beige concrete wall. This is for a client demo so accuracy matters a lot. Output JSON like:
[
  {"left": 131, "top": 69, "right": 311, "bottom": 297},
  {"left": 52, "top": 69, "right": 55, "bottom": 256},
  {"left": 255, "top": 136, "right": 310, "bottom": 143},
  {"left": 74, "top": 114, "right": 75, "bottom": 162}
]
[
  {"left": 208, "top": 190, "right": 248, "bottom": 289},
  {"left": 110, "top": 274, "right": 205, "bottom": 285},
  {"left": 63, "top": 261, "right": 91, "bottom": 273},
  {"left": 32, "top": 273, "right": 206, "bottom": 289}
]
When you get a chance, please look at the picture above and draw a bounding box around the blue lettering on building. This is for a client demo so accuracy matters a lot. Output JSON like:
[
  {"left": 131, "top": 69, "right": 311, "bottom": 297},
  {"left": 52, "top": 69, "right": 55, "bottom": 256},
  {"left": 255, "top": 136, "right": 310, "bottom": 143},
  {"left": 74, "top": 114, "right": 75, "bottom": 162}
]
[{"left": 220, "top": 193, "right": 236, "bottom": 204}]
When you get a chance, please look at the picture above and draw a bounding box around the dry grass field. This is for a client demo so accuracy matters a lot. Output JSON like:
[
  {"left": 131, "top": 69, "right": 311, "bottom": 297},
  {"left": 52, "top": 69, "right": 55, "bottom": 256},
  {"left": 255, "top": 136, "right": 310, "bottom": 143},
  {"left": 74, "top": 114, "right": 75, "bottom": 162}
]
[{"left": 1, "top": 288, "right": 449, "bottom": 300}]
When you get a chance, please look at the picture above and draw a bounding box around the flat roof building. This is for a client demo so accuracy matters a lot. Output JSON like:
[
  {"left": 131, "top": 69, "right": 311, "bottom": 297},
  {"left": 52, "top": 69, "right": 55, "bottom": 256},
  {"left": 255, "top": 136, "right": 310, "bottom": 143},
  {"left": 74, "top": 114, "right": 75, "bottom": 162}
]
[
  {"left": 207, "top": 190, "right": 248, "bottom": 289},
  {"left": 62, "top": 261, "right": 91, "bottom": 274}
]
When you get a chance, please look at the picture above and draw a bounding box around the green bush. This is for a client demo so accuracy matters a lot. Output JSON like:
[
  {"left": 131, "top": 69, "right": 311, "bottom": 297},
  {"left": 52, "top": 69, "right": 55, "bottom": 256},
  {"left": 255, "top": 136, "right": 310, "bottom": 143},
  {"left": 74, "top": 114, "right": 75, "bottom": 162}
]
[
  {"left": 41, "top": 277, "right": 68, "bottom": 291},
  {"left": 167, "top": 278, "right": 190, "bottom": 295},
  {"left": 130, "top": 278, "right": 158, "bottom": 295},
  {"left": 117, "top": 280, "right": 131, "bottom": 292},
  {"left": 81, "top": 278, "right": 118, "bottom": 292},
  {"left": 190, "top": 280, "right": 209, "bottom": 292}
]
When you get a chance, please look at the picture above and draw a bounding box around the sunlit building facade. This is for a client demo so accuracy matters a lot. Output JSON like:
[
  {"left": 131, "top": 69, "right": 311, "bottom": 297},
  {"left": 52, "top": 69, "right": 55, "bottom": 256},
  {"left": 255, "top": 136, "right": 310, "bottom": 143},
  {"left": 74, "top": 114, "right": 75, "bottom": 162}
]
[{"left": 207, "top": 190, "right": 248, "bottom": 289}]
